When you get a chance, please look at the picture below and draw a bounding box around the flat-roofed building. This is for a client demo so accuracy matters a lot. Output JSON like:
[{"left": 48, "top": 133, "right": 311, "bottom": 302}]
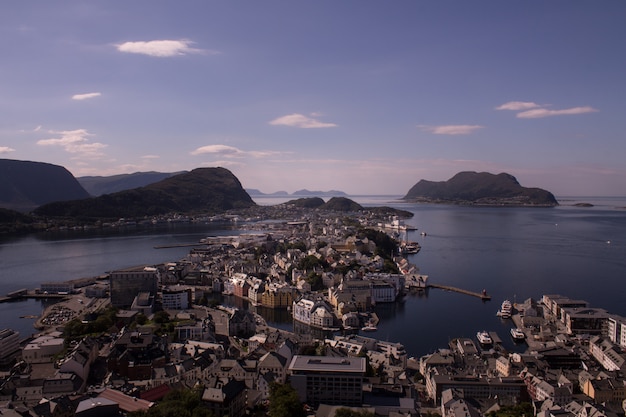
[
  {"left": 110, "top": 266, "right": 158, "bottom": 308},
  {"left": 287, "top": 355, "right": 366, "bottom": 407},
  {"left": 0, "top": 329, "right": 20, "bottom": 360}
]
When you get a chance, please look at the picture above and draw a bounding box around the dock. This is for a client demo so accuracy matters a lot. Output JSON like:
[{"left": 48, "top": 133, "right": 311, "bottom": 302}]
[{"left": 427, "top": 284, "right": 491, "bottom": 301}]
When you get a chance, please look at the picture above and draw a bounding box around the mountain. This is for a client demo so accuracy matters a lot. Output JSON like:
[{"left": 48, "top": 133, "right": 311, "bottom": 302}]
[
  {"left": 0, "top": 159, "right": 90, "bottom": 212},
  {"left": 292, "top": 189, "right": 347, "bottom": 197},
  {"left": 246, "top": 189, "right": 290, "bottom": 196},
  {"left": 35, "top": 167, "right": 256, "bottom": 220},
  {"left": 403, "top": 171, "right": 558, "bottom": 206},
  {"left": 78, "top": 171, "right": 185, "bottom": 196}
]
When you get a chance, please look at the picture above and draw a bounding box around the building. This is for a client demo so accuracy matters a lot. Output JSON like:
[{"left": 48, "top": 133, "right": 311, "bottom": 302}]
[
  {"left": 40, "top": 281, "right": 75, "bottom": 294},
  {"left": 22, "top": 333, "right": 65, "bottom": 364},
  {"left": 0, "top": 329, "right": 20, "bottom": 365},
  {"left": 162, "top": 286, "right": 192, "bottom": 310},
  {"left": 202, "top": 378, "right": 247, "bottom": 417},
  {"left": 287, "top": 355, "right": 366, "bottom": 407},
  {"left": 109, "top": 266, "right": 158, "bottom": 308}
]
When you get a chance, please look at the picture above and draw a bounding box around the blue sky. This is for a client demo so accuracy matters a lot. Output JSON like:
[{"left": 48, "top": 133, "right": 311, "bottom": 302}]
[{"left": 1, "top": 1, "right": 624, "bottom": 196}]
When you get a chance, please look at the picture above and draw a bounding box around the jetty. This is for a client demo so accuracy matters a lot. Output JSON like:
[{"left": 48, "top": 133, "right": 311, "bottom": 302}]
[{"left": 427, "top": 284, "right": 491, "bottom": 301}]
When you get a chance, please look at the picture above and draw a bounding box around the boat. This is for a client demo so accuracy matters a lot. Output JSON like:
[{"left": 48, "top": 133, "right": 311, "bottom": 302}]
[
  {"left": 510, "top": 328, "right": 525, "bottom": 341},
  {"left": 497, "top": 299, "right": 512, "bottom": 319},
  {"left": 476, "top": 331, "right": 493, "bottom": 345},
  {"left": 399, "top": 241, "right": 421, "bottom": 254},
  {"left": 361, "top": 325, "right": 377, "bottom": 332}
]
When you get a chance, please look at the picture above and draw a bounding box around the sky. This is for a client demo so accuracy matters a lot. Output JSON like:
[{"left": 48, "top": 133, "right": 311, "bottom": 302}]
[{"left": 1, "top": 1, "right": 625, "bottom": 196}]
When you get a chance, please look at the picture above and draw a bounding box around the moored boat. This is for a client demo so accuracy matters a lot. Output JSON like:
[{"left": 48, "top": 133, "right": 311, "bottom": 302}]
[
  {"left": 476, "top": 331, "right": 493, "bottom": 345},
  {"left": 498, "top": 299, "right": 512, "bottom": 318},
  {"left": 510, "top": 327, "right": 525, "bottom": 341}
]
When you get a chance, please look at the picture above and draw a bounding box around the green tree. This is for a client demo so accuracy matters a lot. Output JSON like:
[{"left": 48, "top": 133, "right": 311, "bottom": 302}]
[
  {"left": 334, "top": 408, "right": 375, "bottom": 417},
  {"left": 268, "top": 383, "right": 305, "bottom": 417},
  {"left": 154, "top": 310, "right": 170, "bottom": 324}
]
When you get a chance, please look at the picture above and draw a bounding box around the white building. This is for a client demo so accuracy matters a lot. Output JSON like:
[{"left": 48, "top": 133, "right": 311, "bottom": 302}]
[
  {"left": 162, "top": 286, "right": 192, "bottom": 310},
  {"left": 22, "top": 333, "right": 65, "bottom": 363}
]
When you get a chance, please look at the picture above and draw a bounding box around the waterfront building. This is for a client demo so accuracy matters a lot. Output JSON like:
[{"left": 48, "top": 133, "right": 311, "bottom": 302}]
[
  {"left": 247, "top": 279, "right": 264, "bottom": 306},
  {"left": 109, "top": 266, "right": 159, "bottom": 308},
  {"left": 561, "top": 307, "right": 610, "bottom": 335},
  {"left": 85, "top": 284, "right": 107, "bottom": 298},
  {"left": 40, "top": 281, "right": 75, "bottom": 294},
  {"left": 260, "top": 282, "right": 294, "bottom": 309},
  {"left": 0, "top": 329, "right": 20, "bottom": 364},
  {"left": 292, "top": 297, "right": 335, "bottom": 329},
  {"left": 607, "top": 315, "right": 626, "bottom": 348},
  {"left": 542, "top": 295, "right": 589, "bottom": 322},
  {"left": 287, "top": 355, "right": 366, "bottom": 407}
]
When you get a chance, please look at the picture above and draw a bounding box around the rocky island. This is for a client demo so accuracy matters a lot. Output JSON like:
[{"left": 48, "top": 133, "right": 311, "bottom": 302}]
[{"left": 403, "top": 171, "right": 558, "bottom": 207}]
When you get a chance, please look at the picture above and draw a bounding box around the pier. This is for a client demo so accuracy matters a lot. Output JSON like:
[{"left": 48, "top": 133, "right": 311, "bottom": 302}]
[{"left": 427, "top": 284, "right": 491, "bottom": 301}]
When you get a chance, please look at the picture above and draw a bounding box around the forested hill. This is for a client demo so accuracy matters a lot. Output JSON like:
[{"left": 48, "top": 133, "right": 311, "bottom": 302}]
[
  {"left": 0, "top": 159, "right": 90, "bottom": 212},
  {"left": 403, "top": 171, "right": 558, "bottom": 206},
  {"left": 35, "top": 167, "right": 256, "bottom": 220},
  {"left": 78, "top": 171, "right": 185, "bottom": 196}
]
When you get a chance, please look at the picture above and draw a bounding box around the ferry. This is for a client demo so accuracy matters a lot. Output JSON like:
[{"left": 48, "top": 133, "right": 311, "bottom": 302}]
[
  {"left": 399, "top": 241, "right": 421, "bottom": 254},
  {"left": 476, "top": 331, "right": 493, "bottom": 345},
  {"left": 497, "top": 299, "right": 512, "bottom": 319},
  {"left": 510, "top": 328, "right": 525, "bottom": 341}
]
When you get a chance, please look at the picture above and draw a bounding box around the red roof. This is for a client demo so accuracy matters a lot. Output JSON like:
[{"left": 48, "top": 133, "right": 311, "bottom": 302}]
[
  {"left": 98, "top": 388, "right": 153, "bottom": 412},
  {"left": 140, "top": 384, "right": 172, "bottom": 402}
]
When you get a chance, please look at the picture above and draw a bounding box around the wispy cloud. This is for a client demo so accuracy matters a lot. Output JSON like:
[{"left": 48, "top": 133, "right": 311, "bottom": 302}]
[
  {"left": 496, "top": 101, "right": 598, "bottom": 118},
  {"left": 418, "top": 125, "right": 484, "bottom": 135},
  {"left": 116, "top": 39, "right": 216, "bottom": 57},
  {"left": 37, "top": 129, "right": 107, "bottom": 157},
  {"left": 269, "top": 113, "right": 338, "bottom": 128},
  {"left": 516, "top": 106, "right": 598, "bottom": 118},
  {"left": 190, "top": 144, "right": 288, "bottom": 158},
  {"left": 72, "top": 92, "right": 101, "bottom": 101},
  {"left": 0, "top": 146, "right": 15, "bottom": 154},
  {"left": 495, "top": 101, "right": 541, "bottom": 111}
]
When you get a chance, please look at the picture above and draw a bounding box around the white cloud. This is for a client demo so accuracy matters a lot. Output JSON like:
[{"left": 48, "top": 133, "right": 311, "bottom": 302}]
[
  {"left": 269, "top": 113, "right": 338, "bottom": 128},
  {"left": 418, "top": 125, "right": 484, "bottom": 135},
  {"left": 0, "top": 146, "right": 15, "bottom": 154},
  {"left": 72, "top": 92, "right": 101, "bottom": 101},
  {"left": 495, "top": 101, "right": 541, "bottom": 111},
  {"left": 190, "top": 144, "right": 288, "bottom": 159},
  {"left": 516, "top": 106, "right": 598, "bottom": 118},
  {"left": 37, "top": 129, "right": 107, "bottom": 157},
  {"left": 190, "top": 144, "right": 243, "bottom": 156},
  {"left": 202, "top": 160, "right": 245, "bottom": 168},
  {"left": 116, "top": 39, "right": 213, "bottom": 57}
]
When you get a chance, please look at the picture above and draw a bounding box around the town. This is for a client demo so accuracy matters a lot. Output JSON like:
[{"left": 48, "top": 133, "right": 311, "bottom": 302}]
[{"left": 1, "top": 203, "right": 626, "bottom": 417}]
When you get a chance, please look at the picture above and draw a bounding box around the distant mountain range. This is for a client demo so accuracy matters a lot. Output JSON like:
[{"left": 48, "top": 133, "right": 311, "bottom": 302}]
[
  {"left": 78, "top": 171, "right": 186, "bottom": 196},
  {"left": 246, "top": 188, "right": 347, "bottom": 197},
  {"left": 0, "top": 159, "right": 560, "bottom": 229},
  {"left": 403, "top": 171, "right": 558, "bottom": 206},
  {"left": 0, "top": 159, "right": 90, "bottom": 212}
]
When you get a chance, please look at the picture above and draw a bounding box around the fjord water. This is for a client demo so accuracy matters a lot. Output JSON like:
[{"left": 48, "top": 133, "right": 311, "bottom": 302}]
[{"left": 1, "top": 196, "right": 625, "bottom": 358}]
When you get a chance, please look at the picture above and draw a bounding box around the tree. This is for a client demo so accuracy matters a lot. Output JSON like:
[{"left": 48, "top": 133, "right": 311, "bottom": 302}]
[
  {"left": 334, "top": 408, "right": 375, "bottom": 417},
  {"left": 268, "top": 383, "right": 305, "bottom": 417},
  {"left": 154, "top": 310, "right": 170, "bottom": 324}
]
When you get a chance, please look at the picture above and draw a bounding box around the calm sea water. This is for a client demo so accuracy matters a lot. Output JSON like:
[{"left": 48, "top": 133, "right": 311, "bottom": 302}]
[{"left": 1, "top": 196, "right": 625, "bottom": 358}]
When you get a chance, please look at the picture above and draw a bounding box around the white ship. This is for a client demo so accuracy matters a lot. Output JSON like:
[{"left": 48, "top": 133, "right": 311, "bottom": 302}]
[
  {"left": 510, "top": 327, "right": 525, "bottom": 341},
  {"left": 497, "top": 299, "right": 512, "bottom": 319},
  {"left": 476, "top": 331, "right": 493, "bottom": 345}
]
